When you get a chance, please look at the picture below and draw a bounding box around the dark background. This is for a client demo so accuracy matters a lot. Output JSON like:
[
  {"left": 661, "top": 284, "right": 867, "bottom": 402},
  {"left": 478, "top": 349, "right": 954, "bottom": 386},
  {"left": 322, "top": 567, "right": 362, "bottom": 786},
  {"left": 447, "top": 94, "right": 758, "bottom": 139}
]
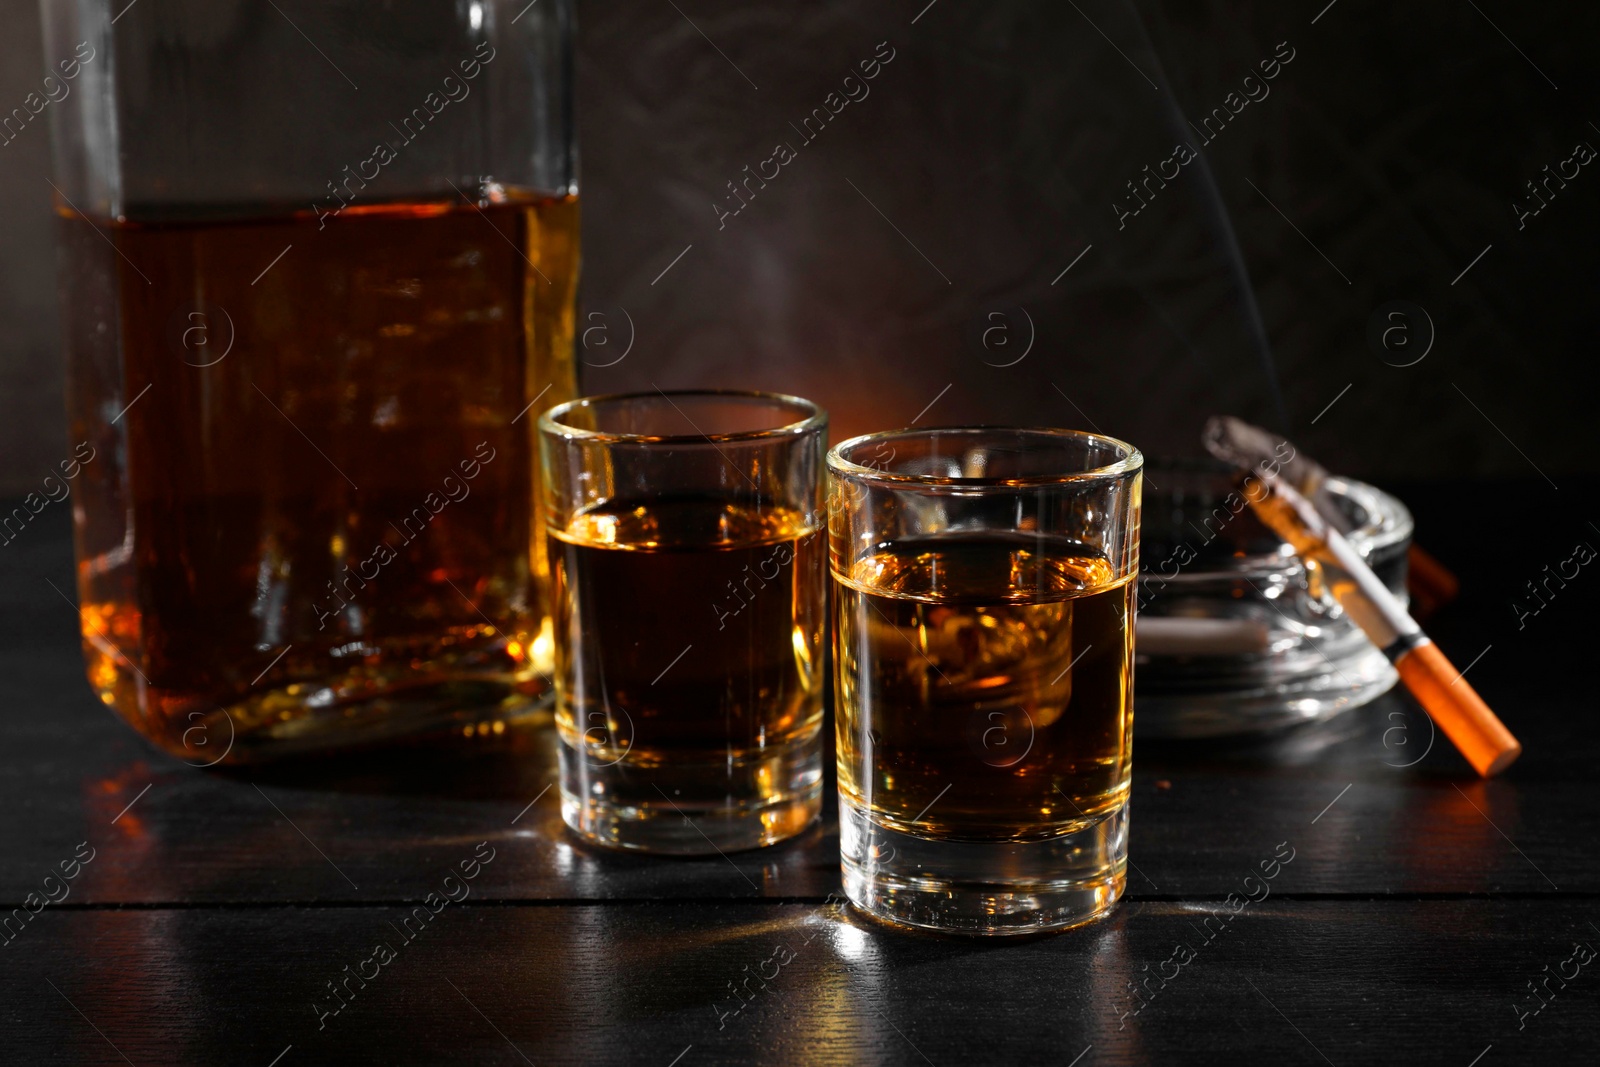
[
  {"left": 2, "top": 6, "right": 1598, "bottom": 1062},
  {"left": 3, "top": 0, "right": 1592, "bottom": 492}
]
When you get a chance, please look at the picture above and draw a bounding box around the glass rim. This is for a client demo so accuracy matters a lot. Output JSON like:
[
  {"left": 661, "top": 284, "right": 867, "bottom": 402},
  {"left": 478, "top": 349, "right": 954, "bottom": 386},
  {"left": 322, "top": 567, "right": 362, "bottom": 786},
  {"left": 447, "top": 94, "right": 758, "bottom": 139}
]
[
  {"left": 539, "top": 388, "right": 827, "bottom": 444},
  {"left": 827, "top": 425, "right": 1144, "bottom": 488}
]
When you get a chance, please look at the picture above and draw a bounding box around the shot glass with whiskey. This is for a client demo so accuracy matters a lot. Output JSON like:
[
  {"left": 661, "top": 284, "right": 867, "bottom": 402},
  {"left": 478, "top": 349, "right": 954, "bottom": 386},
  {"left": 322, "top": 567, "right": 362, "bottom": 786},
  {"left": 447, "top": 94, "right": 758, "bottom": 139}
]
[
  {"left": 540, "top": 391, "right": 828, "bottom": 853},
  {"left": 828, "top": 427, "right": 1142, "bottom": 934}
]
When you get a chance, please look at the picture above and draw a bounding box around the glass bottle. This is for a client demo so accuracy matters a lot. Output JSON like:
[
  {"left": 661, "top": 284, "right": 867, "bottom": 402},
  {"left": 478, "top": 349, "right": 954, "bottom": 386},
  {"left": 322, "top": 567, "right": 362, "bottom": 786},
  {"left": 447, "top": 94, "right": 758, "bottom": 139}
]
[{"left": 40, "top": 0, "right": 578, "bottom": 762}]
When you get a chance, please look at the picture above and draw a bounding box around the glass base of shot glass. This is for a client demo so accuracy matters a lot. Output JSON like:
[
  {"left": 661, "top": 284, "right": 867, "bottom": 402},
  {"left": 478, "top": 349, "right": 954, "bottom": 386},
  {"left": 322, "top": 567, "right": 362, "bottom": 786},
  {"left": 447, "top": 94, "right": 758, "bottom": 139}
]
[
  {"left": 559, "top": 725, "right": 824, "bottom": 855},
  {"left": 839, "top": 797, "right": 1128, "bottom": 935}
]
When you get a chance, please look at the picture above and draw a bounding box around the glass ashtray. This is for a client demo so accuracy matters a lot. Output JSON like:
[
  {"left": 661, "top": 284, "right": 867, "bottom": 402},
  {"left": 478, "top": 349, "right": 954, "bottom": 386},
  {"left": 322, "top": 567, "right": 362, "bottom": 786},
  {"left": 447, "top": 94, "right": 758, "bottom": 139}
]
[{"left": 1135, "top": 459, "right": 1413, "bottom": 737}]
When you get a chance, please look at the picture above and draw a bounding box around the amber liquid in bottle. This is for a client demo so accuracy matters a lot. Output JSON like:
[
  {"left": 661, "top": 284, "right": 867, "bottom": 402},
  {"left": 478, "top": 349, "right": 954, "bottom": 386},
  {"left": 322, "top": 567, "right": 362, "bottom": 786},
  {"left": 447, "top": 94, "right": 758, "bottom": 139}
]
[
  {"left": 833, "top": 532, "right": 1134, "bottom": 841},
  {"left": 549, "top": 499, "right": 826, "bottom": 819},
  {"left": 59, "top": 192, "right": 578, "bottom": 760}
]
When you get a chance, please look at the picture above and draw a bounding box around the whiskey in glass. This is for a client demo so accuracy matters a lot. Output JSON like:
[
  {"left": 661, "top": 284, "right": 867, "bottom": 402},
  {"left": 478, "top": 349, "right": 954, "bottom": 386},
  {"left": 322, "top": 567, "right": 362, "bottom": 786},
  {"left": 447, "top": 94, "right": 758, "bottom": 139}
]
[
  {"left": 829, "top": 428, "right": 1142, "bottom": 933},
  {"left": 541, "top": 392, "right": 827, "bottom": 853}
]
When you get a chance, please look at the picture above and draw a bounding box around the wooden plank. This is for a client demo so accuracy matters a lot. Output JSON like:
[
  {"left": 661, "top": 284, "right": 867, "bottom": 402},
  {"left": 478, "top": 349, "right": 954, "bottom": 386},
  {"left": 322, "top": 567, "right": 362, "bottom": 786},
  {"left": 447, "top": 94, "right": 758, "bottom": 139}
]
[{"left": 3, "top": 899, "right": 1596, "bottom": 1065}]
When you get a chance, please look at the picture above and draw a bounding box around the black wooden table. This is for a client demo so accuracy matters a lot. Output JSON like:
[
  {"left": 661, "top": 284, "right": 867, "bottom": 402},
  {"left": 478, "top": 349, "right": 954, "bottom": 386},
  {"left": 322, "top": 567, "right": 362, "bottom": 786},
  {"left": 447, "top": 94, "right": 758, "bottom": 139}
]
[{"left": 2, "top": 482, "right": 1595, "bottom": 1065}]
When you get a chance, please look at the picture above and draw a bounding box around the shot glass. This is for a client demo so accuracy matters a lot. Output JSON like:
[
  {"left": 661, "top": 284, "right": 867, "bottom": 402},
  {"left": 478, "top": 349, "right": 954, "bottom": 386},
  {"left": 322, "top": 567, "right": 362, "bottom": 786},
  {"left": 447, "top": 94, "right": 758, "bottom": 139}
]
[
  {"left": 828, "top": 427, "right": 1143, "bottom": 934},
  {"left": 540, "top": 391, "right": 828, "bottom": 853}
]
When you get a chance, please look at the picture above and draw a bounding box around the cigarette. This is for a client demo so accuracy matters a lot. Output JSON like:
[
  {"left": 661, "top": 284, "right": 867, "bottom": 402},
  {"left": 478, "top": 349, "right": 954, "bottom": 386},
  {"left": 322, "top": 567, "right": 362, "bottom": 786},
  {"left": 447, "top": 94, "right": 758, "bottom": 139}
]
[{"left": 1230, "top": 461, "right": 1520, "bottom": 777}]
